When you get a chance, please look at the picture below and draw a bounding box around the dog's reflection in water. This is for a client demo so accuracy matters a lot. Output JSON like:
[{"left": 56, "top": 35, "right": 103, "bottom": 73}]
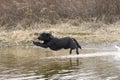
[
  {"left": 69, "top": 58, "right": 81, "bottom": 66},
  {"left": 33, "top": 32, "right": 82, "bottom": 54}
]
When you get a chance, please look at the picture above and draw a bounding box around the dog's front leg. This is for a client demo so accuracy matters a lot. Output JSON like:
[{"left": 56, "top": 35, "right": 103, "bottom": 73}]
[{"left": 33, "top": 41, "right": 48, "bottom": 48}]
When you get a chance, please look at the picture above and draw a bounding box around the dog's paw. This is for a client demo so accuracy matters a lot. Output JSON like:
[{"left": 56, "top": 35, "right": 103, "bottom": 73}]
[
  {"left": 33, "top": 41, "right": 42, "bottom": 46},
  {"left": 33, "top": 41, "right": 38, "bottom": 45}
]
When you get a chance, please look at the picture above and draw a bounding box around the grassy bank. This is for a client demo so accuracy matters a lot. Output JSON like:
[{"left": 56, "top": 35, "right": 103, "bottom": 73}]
[
  {"left": 0, "top": 0, "right": 120, "bottom": 47},
  {"left": 1, "top": 21, "right": 120, "bottom": 47}
]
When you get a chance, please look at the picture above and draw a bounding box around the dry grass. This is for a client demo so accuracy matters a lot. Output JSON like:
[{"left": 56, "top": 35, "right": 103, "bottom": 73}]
[
  {"left": 1, "top": 21, "right": 120, "bottom": 47},
  {"left": 0, "top": 0, "right": 120, "bottom": 46},
  {"left": 0, "top": 0, "right": 120, "bottom": 28}
]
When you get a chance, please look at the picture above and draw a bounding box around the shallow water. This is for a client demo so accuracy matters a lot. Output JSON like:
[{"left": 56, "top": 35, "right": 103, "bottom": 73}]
[{"left": 0, "top": 47, "right": 120, "bottom": 80}]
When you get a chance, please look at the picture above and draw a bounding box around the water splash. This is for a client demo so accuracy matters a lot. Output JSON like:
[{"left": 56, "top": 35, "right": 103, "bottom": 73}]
[
  {"left": 41, "top": 52, "right": 118, "bottom": 59},
  {"left": 115, "top": 45, "right": 120, "bottom": 51},
  {"left": 114, "top": 45, "right": 120, "bottom": 60},
  {"left": 41, "top": 45, "right": 120, "bottom": 59}
]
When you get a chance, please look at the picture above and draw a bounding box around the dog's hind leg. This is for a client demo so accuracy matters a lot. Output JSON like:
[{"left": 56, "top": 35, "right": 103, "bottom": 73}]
[
  {"left": 70, "top": 48, "right": 73, "bottom": 54},
  {"left": 70, "top": 48, "right": 79, "bottom": 55},
  {"left": 76, "top": 47, "right": 79, "bottom": 55}
]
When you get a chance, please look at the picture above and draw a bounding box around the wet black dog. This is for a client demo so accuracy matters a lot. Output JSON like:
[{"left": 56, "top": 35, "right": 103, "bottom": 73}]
[{"left": 33, "top": 32, "right": 81, "bottom": 54}]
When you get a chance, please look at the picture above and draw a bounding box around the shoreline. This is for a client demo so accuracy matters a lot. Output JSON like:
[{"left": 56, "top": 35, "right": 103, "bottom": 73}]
[
  {"left": 0, "top": 38, "right": 119, "bottom": 50},
  {"left": 0, "top": 22, "right": 120, "bottom": 48}
]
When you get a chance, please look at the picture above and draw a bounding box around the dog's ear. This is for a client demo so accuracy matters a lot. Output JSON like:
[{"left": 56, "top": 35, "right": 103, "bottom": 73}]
[
  {"left": 46, "top": 33, "right": 51, "bottom": 36},
  {"left": 46, "top": 33, "right": 54, "bottom": 39}
]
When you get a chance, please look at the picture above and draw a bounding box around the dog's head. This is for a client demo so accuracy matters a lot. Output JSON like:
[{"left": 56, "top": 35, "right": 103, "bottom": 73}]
[{"left": 38, "top": 32, "right": 54, "bottom": 41}]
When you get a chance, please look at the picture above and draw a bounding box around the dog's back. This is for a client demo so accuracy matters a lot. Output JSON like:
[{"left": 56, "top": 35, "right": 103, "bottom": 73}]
[{"left": 50, "top": 37, "right": 78, "bottom": 49}]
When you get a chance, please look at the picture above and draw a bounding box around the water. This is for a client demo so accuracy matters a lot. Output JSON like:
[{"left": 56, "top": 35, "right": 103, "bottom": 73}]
[{"left": 0, "top": 46, "right": 120, "bottom": 80}]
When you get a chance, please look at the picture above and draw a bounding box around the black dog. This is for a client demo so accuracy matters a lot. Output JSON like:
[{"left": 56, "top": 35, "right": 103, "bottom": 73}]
[{"left": 33, "top": 32, "right": 81, "bottom": 54}]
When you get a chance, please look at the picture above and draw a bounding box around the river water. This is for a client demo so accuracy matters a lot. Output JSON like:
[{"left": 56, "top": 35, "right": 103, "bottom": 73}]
[{"left": 0, "top": 46, "right": 120, "bottom": 80}]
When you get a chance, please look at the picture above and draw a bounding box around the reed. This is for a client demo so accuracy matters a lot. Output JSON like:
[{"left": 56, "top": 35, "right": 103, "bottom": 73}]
[
  {"left": 0, "top": 0, "right": 120, "bottom": 30},
  {"left": 0, "top": 0, "right": 120, "bottom": 46}
]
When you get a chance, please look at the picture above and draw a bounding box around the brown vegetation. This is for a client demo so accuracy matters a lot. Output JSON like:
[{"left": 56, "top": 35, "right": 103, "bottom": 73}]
[
  {"left": 0, "top": 0, "right": 120, "bottom": 46},
  {"left": 0, "top": 0, "right": 120, "bottom": 30}
]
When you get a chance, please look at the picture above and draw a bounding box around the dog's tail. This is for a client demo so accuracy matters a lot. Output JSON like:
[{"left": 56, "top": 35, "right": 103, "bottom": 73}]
[{"left": 72, "top": 38, "right": 82, "bottom": 49}]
